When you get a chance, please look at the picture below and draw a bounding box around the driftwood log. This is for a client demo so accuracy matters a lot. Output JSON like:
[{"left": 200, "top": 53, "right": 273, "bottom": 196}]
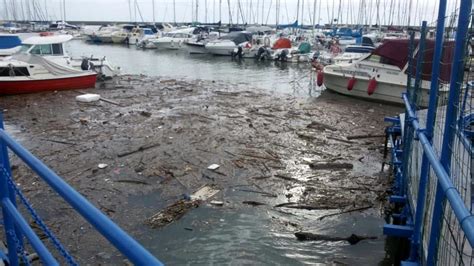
[{"left": 294, "top": 232, "right": 377, "bottom": 245}]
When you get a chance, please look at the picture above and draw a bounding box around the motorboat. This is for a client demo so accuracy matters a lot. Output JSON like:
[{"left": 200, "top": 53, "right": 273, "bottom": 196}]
[
  {"left": 185, "top": 31, "right": 220, "bottom": 54},
  {"left": 86, "top": 26, "right": 120, "bottom": 43},
  {"left": 205, "top": 32, "right": 253, "bottom": 56},
  {"left": 149, "top": 28, "right": 195, "bottom": 50},
  {"left": 18, "top": 34, "right": 119, "bottom": 78},
  {"left": 0, "top": 54, "right": 96, "bottom": 95},
  {"left": 322, "top": 39, "right": 453, "bottom": 107},
  {"left": 0, "top": 34, "right": 22, "bottom": 56}
]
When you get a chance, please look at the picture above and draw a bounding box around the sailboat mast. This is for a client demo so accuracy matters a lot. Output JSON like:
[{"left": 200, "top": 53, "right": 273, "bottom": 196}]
[
  {"left": 205, "top": 0, "right": 208, "bottom": 23},
  {"left": 312, "top": 0, "right": 317, "bottom": 30},
  {"left": 62, "top": 0, "right": 66, "bottom": 21},
  {"left": 219, "top": 0, "right": 222, "bottom": 23},
  {"left": 301, "top": 0, "right": 304, "bottom": 26},
  {"left": 152, "top": 0, "right": 155, "bottom": 24},
  {"left": 196, "top": 0, "right": 199, "bottom": 22},
  {"left": 261, "top": 0, "right": 264, "bottom": 24},
  {"left": 173, "top": 0, "right": 176, "bottom": 24},
  {"left": 296, "top": 0, "right": 300, "bottom": 25}
]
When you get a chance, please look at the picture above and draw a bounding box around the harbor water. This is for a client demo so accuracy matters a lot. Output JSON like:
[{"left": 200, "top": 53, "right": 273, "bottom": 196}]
[{"left": 63, "top": 41, "right": 391, "bottom": 265}]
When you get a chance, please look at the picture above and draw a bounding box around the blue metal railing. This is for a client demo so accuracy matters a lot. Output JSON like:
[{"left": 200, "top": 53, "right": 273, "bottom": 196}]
[
  {"left": 0, "top": 114, "right": 163, "bottom": 265},
  {"left": 383, "top": 0, "right": 473, "bottom": 264}
]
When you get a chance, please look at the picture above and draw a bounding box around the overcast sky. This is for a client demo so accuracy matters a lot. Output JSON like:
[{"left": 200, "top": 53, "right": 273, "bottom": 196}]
[{"left": 1, "top": 0, "right": 463, "bottom": 26}]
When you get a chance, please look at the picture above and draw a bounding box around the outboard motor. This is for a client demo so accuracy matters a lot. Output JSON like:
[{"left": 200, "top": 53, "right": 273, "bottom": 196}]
[
  {"left": 81, "top": 58, "right": 91, "bottom": 71},
  {"left": 257, "top": 47, "right": 271, "bottom": 61},
  {"left": 231, "top": 46, "right": 243, "bottom": 60},
  {"left": 277, "top": 49, "right": 289, "bottom": 62}
]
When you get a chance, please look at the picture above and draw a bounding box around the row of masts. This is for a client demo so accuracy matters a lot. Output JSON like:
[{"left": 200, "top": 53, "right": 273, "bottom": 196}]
[{"left": 1, "top": 0, "right": 443, "bottom": 27}]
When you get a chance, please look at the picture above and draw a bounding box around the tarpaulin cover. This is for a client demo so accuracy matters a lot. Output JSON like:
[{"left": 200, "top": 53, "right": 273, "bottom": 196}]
[
  {"left": 273, "top": 38, "right": 292, "bottom": 49},
  {"left": 220, "top": 32, "right": 252, "bottom": 45},
  {"left": 298, "top": 42, "right": 311, "bottom": 54},
  {"left": 373, "top": 39, "right": 454, "bottom": 81}
]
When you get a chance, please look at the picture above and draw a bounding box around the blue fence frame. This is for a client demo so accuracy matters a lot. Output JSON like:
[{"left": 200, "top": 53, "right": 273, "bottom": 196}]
[
  {"left": 384, "top": 0, "right": 473, "bottom": 264},
  {"left": 0, "top": 113, "right": 163, "bottom": 265}
]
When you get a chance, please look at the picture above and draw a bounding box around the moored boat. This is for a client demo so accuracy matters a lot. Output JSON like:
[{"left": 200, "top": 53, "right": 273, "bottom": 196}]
[
  {"left": 323, "top": 39, "right": 453, "bottom": 107},
  {"left": 0, "top": 56, "right": 97, "bottom": 95}
]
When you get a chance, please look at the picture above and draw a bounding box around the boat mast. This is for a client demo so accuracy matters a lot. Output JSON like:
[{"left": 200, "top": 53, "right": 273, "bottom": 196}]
[
  {"left": 275, "top": 0, "right": 280, "bottom": 28},
  {"left": 62, "top": 0, "right": 66, "bottom": 22},
  {"left": 128, "top": 0, "right": 132, "bottom": 22},
  {"left": 261, "top": 0, "right": 264, "bottom": 24},
  {"left": 301, "top": 0, "right": 304, "bottom": 26},
  {"left": 196, "top": 0, "right": 199, "bottom": 23},
  {"left": 152, "top": 0, "right": 155, "bottom": 24},
  {"left": 312, "top": 0, "right": 317, "bottom": 31},
  {"left": 296, "top": 0, "right": 300, "bottom": 25},
  {"left": 227, "top": 0, "right": 232, "bottom": 25},
  {"left": 173, "top": 0, "right": 176, "bottom": 24},
  {"left": 205, "top": 0, "right": 208, "bottom": 23},
  {"left": 219, "top": 0, "right": 222, "bottom": 23},
  {"left": 213, "top": 0, "right": 215, "bottom": 22}
]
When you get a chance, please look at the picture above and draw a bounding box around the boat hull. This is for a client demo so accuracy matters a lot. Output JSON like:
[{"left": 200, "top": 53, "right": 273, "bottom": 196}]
[
  {"left": 185, "top": 42, "right": 207, "bottom": 54},
  {"left": 0, "top": 74, "right": 97, "bottom": 95},
  {"left": 323, "top": 71, "right": 432, "bottom": 106}
]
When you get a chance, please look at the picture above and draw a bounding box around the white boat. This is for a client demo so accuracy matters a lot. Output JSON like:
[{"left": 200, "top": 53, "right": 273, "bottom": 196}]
[
  {"left": 86, "top": 26, "right": 120, "bottom": 43},
  {"left": 322, "top": 39, "right": 452, "bottom": 107},
  {"left": 17, "top": 35, "right": 119, "bottom": 78},
  {"left": 149, "top": 28, "right": 195, "bottom": 50},
  {"left": 185, "top": 32, "right": 220, "bottom": 54},
  {"left": 205, "top": 32, "right": 253, "bottom": 56},
  {"left": 0, "top": 53, "right": 96, "bottom": 95}
]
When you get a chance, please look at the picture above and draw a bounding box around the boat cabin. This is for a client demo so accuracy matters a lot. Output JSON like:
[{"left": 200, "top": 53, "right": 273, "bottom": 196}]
[{"left": 19, "top": 35, "right": 72, "bottom": 57}]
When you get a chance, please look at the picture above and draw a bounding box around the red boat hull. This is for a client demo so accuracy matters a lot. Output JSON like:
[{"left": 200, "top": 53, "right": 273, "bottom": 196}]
[{"left": 0, "top": 74, "right": 97, "bottom": 95}]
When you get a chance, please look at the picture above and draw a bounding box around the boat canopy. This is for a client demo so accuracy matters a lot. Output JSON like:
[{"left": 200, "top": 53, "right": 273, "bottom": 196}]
[
  {"left": 220, "top": 32, "right": 252, "bottom": 45},
  {"left": 272, "top": 38, "right": 292, "bottom": 49},
  {"left": 23, "top": 35, "right": 73, "bottom": 45},
  {"left": 373, "top": 39, "right": 454, "bottom": 81}
]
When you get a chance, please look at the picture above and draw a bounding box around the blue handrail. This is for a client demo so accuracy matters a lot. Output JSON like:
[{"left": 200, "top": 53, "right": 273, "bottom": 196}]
[
  {"left": 0, "top": 114, "right": 163, "bottom": 265},
  {"left": 402, "top": 93, "right": 474, "bottom": 246}
]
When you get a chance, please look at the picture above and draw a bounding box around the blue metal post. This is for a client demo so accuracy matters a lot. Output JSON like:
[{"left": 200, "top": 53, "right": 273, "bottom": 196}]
[
  {"left": 409, "top": 1, "right": 448, "bottom": 261},
  {"left": 427, "top": 0, "right": 473, "bottom": 264},
  {"left": 400, "top": 32, "right": 416, "bottom": 196},
  {"left": 0, "top": 113, "right": 19, "bottom": 265}
]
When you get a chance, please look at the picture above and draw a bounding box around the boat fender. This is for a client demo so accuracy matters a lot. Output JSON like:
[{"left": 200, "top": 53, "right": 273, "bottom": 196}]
[
  {"left": 245, "top": 42, "right": 252, "bottom": 49},
  {"left": 317, "top": 70, "right": 324, "bottom": 87},
  {"left": 367, "top": 78, "right": 377, "bottom": 95},
  {"left": 347, "top": 77, "right": 356, "bottom": 91}
]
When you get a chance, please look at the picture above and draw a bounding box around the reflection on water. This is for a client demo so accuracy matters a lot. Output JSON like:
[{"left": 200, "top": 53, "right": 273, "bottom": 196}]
[{"left": 64, "top": 40, "right": 317, "bottom": 96}]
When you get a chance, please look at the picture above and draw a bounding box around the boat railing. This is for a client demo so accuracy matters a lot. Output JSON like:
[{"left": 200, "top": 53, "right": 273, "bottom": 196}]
[
  {"left": 383, "top": 1, "right": 474, "bottom": 264},
  {"left": 0, "top": 113, "right": 162, "bottom": 265}
]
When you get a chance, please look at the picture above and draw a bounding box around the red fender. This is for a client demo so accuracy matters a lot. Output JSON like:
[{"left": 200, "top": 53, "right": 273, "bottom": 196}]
[
  {"left": 347, "top": 77, "right": 356, "bottom": 91},
  {"left": 367, "top": 78, "right": 377, "bottom": 95},
  {"left": 317, "top": 70, "right": 324, "bottom": 87}
]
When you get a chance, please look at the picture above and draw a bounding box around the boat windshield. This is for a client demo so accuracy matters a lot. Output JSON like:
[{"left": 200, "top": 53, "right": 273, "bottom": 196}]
[{"left": 19, "top": 44, "right": 32, "bottom": 53}]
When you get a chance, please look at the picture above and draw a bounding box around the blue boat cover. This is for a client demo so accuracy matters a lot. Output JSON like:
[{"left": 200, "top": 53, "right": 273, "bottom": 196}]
[{"left": 0, "top": 35, "right": 22, "bottom": 49}]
